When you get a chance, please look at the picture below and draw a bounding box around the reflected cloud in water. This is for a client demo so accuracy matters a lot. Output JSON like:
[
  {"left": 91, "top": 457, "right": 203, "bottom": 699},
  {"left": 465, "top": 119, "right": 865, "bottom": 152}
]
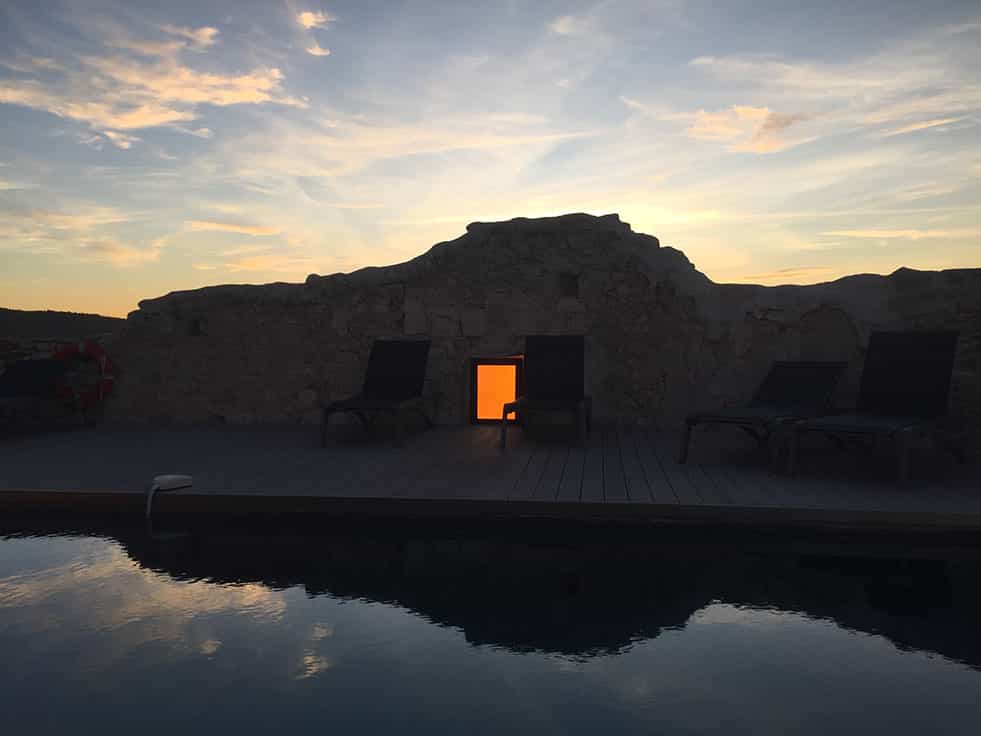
[{"left": 1, "top": 523, "right": 980, "bottom": 735}]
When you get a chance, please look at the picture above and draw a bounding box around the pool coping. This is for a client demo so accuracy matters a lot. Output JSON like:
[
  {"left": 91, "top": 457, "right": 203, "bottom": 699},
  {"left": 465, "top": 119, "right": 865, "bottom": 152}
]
[{"left": 4, "top": 488, "right": 981, "bottom": 535}]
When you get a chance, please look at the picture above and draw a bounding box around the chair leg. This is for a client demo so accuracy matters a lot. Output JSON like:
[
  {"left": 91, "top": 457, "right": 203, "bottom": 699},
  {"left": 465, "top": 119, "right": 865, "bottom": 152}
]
[
  {"left": 393, "top": 410, "right": 406, "bottom": 447},
  {"left": 896, "top": 428, "right": 912, "bottom": 484},
  {"left": 500, "top": 408, "right": 509, "bottom": 449},
  {"left": 786, "top": 427, "right": 800, "bottom": 476},
  {"left": 679, "top": 420, "right": 694, "bottom": 464},
  {"left": 766, "top": 424, "right": 783, "bottom": 474}
]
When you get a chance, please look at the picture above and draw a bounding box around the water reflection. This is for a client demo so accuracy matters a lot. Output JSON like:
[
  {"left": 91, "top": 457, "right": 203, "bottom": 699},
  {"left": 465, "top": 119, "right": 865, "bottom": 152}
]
[
  {"left": 5, "top": 520, "right": 981, "bottom": 665},
  {"left": 1, "top": 520, "right": 980, "bottom": 735}
]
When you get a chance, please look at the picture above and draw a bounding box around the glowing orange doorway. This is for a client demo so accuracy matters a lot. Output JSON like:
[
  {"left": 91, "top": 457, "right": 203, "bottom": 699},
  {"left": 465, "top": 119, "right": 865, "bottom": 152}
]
[{"left": 472, "top": 358, "right": 522, "bottom": 422}]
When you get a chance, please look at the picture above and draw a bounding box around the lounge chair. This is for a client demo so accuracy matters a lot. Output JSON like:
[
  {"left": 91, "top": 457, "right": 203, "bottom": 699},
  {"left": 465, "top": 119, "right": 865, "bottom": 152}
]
[
  {"left": 679, "top": 361, "right": 845, "bottom": 467},
  {"left": 321, "top": 339, "right": 432, "bottom": 446},
  {"left": 0, "top": 358, "right": 70, "bottom": 427},
  {"left": 500, "top": 335, "right": 591, "bottom": 448},
  {"left": 786, "top": 331, "right": 962, "bottom": 483}
]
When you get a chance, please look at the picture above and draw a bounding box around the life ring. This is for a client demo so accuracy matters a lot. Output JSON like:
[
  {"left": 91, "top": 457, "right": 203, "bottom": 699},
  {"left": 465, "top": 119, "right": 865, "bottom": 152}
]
[{"left": 52, "top": 339, "right": 115, "bottom": 409}]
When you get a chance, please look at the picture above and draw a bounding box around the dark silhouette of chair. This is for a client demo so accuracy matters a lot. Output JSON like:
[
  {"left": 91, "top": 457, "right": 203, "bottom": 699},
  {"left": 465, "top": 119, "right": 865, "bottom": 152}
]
[
  {"left": 679, "top": 361, "right": 845, "bottom": 467},
  {"left": 0, "top": 358, "right": 70, "bottom": 426},
  {"left": 321, "top": 339, "right": 432, "bottom": 446},
  {"left": 500, "top": 335, "right": 591, "bottom": 448},
  {"left": 786, "top": 331, "right": 962, "bottom": 483}
]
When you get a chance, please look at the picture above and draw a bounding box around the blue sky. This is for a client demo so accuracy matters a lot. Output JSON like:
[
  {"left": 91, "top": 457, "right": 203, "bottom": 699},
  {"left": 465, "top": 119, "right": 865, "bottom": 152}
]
[{"left": 1, "top": 0, "right": 979, "bottom": 316}]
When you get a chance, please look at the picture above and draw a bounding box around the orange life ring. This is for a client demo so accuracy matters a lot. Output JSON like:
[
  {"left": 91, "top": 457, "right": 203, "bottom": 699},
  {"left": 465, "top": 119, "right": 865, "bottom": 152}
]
[{"left": 53, "top": 340, "right": 115, "bottom": 409}]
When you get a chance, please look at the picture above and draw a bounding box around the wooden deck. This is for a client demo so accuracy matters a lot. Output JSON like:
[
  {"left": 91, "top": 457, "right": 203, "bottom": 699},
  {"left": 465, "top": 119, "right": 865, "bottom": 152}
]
[{"left": 1, "top": 422, "right": 979, "bottom": 531}]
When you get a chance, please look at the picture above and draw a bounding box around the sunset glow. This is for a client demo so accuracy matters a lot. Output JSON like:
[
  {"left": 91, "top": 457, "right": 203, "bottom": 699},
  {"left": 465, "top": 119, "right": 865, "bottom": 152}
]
[{"left": 1, "top": 1, "right": 979, "bottom": 316}]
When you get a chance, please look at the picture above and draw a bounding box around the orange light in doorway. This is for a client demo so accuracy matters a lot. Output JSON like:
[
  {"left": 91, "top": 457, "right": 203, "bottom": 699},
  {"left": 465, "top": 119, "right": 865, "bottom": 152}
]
[{"left": 476, "top": 364, "right": 517, "bottom": 420}]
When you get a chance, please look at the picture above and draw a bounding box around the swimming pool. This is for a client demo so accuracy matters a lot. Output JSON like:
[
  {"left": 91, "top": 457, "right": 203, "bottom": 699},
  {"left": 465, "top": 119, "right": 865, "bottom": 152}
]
[{"left": 2, "top": 522, "right": 980, "bottom": 735}]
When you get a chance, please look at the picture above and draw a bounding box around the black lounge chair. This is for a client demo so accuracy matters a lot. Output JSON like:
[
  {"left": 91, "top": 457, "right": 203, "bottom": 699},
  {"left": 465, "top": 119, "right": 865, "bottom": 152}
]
[
  {"left": 679, "top": 361, "right": 845, "bottom": 467},
  {"left": 786, "top": 331, "right": 962, "bottom": 483},
  {"left": 500, "top": 335, "right": 591, "bottom": 448},
  {"left": 0, "top": 358, "right": 70, "bottom": 427},
  {"left": 321, "top": 339, "right": 432, "bottom": 446}
]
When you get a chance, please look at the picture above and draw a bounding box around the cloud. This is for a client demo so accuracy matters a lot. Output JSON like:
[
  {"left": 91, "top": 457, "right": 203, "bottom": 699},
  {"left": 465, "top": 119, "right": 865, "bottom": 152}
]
[
  {"left": 0, "top": 56, "right": 65, "bottom": 73},
  {"left": 160, "top": 25, "right": 220, "bottom": 50},
  {"left": 736, "top": 266, "right": 835, "bottom": 285},
  {"left": 646, "top": 104, "right": 814, "bottom": 153},
  {"left": 549, "top": 15, "right": 592, "bottom": 36},
  {"left": 184, "top": 220, "right": 281, "bottom": 236},
  {"left": 686, "top": 31, "right": 981, "bottom": 143},
  {"left": 80, "top": 56, "right": 301, "bottom": 108},
  {"left": 102, "top": 130, "right": 142, "bottom": 149},
  {"left": 225, "top": 254, "right": 316, "bottom": 272},
  {"left": 225, "top": 114, "right": 601, "bottom": 180},
  {"left": 306, "top": 43, "right": 331, "bottom": 57},
  {"left": 0, "top": 26, "right": 303, "bottom": 135},
  {"left": 175, "top": 126, "right": 214, "bottom": 138},
  {"left": 824, "top": 228, "right": 981, "bottom": 240},
  {"left": 687, "top": 105, "right": 768, "bottom": 141},
  {"left": 108, "top": 38, "right": 186, "bottom": 58},
  {"left": 880, "top": 117, "right": 964, "bottom": 137},
  {"left": 75, "top": 237, "right": 162, "bottom": 265},
  {"left": 0, "top": 81, "right": 198, "bottom": 130},
  {"left": 221, "top": 244, "right": 270, "bottom": 256},
  {"left": 297, "top": 11, "right": 334, "bottom": 29},
  {"left": 0, "top": 204, "right": 165, "bottom": 267}
]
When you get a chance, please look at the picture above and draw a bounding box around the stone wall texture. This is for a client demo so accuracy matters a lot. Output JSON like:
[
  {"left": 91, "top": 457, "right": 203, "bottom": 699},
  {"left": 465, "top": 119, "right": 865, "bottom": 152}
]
[{"left": 105, "top": 213, "right": 981, "bottom": 429}]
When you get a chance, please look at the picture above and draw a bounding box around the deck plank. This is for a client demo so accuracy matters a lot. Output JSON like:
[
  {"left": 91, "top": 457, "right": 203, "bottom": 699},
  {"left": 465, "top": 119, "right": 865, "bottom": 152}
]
[
  {"left": 534, "top": 445, "right": 568, "bottom": 501},
  {"left": 603, "top": 427, "right": 629, "bottom": 504},
  {"left": 580, "top": 428, "right": 605, "bottom": 503},
  {"left": 509, "top": 441, "right": 549, "bottom": 501},
  {"left": 631, "top": 428, "right": 678, "bottom": 504},
  {"left": 619, "top": 427, "right": 653, "bottom": 504},
  {"left": 648, "top": 430, "right": 705, "bottom": 505},
  {"left": 556, "top": 443, "right": 586, "bottom": 502}
]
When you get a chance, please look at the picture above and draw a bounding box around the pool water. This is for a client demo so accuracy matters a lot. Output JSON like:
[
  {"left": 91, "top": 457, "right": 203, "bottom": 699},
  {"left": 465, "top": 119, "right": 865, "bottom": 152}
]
[{"left": 1, "top": 523, "right": 980, "bottom": 735}]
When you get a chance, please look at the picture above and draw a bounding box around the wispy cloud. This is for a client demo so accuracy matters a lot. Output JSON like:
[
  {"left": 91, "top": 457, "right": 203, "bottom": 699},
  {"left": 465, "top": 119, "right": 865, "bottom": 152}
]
[
  {"left": 160, "top": 24, "right": 219, "bottom": 50},
  {"left": 736, "top": 266, "right": 835, "bottom": 285},
  {"left": 75, "top": 237, "right": 163, "bottom": 265},
  {"left": 306, "top": 42, "right": 331, "bottom": 57},
  {"left": 628, "top": 102, "right": 814, "bottom": 153},
  {"left": 184, "top": 220, "right": 281, "bottom": 236},
  {"left": 0, "top": 21, "right": 303, "bottom": 138},
  {"left": 549, "top": 15, "right": 592, "bottom": 37},
  {"left": 880, "top": 117, "right": 965, "bottom": 137},
  {"left": 102, "top": 130, "right": 142, "bottom": 149},
  {"left": 297, "top": 11, "right": 335, "bottom": 30},
  {"left": 225, "top": 114, "right": 600, "bottom": 180},
  {"left": 825, "top": 228, "right": 981, "bottom": 239},
  {"left": 225, "top": 253, "right": 316, "bottom": 272}
]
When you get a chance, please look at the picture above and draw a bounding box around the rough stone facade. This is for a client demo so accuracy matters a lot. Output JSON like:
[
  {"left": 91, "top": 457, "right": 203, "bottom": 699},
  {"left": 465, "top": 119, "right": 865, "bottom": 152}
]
[{"left": 105, "top": 213, "right": 981, "bottom": 429}]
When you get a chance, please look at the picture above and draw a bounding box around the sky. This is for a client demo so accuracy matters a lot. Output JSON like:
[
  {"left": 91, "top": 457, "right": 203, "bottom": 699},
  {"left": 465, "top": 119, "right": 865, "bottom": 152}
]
[{"left": 1, "top": 0, "right": 980, "bottom": 317}]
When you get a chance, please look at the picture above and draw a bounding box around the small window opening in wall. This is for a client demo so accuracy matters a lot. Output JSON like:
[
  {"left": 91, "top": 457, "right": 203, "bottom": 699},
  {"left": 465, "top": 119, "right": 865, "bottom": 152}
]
[{"left": 559, "top": 272, "right": 579, "bottom": 298}]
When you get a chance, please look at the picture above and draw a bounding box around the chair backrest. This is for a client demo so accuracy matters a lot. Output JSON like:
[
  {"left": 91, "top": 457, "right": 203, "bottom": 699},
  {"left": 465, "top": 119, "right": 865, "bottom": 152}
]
[
  {"left": 523, "top": 335, "right": 585, "bottom": 401},
  {"left": 361, "top": 339, "right": 431, "bottom": 400},
  {"left": 856, "top": 331, "right": 958, "bottom": 418},
  {"left": 750, "top": 361, "right": 845, "bottom": 411},
  {"left": 0, "top": 359, "right": 68, "bottom": 398}
]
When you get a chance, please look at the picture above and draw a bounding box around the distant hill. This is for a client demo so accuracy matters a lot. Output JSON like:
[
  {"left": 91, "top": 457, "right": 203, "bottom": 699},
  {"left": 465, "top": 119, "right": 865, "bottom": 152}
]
[{"left": 0, "top": 307, "right": 124, "bottom": 339}]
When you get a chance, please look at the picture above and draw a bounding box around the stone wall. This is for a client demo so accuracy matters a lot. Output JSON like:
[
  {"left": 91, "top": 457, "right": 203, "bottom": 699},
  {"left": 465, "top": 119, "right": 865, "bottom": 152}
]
[{"left": 105, "top": 213, "right": 981, "bottom": 429}]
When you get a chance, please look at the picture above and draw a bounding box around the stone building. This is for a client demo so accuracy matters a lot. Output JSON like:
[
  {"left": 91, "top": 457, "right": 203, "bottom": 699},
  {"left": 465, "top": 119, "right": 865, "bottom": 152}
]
[{"left": 105, "top": 213, "right": 981, "bottom": 430}]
